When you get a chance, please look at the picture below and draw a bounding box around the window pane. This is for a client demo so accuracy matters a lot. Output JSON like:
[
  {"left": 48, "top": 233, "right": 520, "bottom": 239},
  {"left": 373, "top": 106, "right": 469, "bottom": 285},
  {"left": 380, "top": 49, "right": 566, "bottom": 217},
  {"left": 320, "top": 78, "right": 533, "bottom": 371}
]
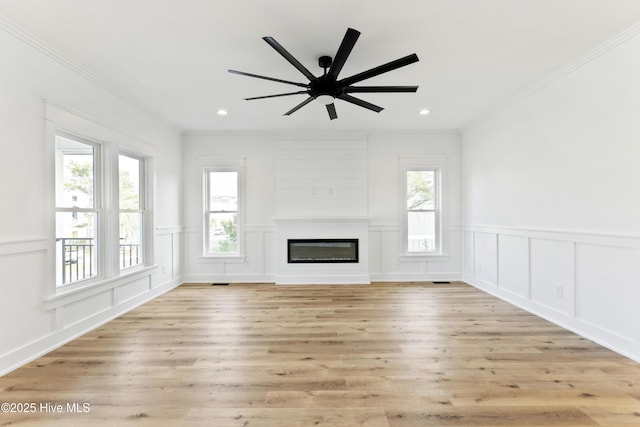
[
  {"left": 407, "top": 170, "right": 434, "bottom": 210},
  {"left": 208, "top": 212, "right": 237, "bottom": 253},
  {"left": 55, "top": 136, "right": 95, "bottom": 208},
  {"left": 119, "top": 155, "right": 140, "bottom": 210},
  {"left": 56, "top": 212, "right": 98, "bottom": 285},
  {"left": 209, "top": 171, "right": 237, "bottom": 211},
  {"left": 408, "top": 211, "right": 436, "bottom": 253},
  {"left": 120, "top": 212, "right": 142, "bottom": 269}
]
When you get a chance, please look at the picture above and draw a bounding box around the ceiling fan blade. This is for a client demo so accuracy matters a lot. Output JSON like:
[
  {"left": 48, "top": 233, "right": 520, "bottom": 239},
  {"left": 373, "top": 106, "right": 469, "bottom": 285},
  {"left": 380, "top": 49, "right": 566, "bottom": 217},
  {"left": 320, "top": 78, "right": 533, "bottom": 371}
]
[
  {"left": 327, "top": 28, "right": 360, "bottom": 79},
  {"left": 244, "top": 91, "right": 309, "bottom": 101},
  {"left": 263, "top": 36, "right": 316, "bottom": 81},
  {"left": 228, "top": 69, "right": 308, "bottom": 88},
  {"left": 284, "top": 96, "right": 314, "bottom": 116},
  {"left": 337, "top": 94, "right": 384, "bottom": 113},
  {"left": 326, "top": 103, "right": 338, "bottom": 120},
  {"left": 338, "top": 53, "right": 419, "bottom": 86},
  {"left": 344, "top": 85, "right": 418, "bottom": 93}
]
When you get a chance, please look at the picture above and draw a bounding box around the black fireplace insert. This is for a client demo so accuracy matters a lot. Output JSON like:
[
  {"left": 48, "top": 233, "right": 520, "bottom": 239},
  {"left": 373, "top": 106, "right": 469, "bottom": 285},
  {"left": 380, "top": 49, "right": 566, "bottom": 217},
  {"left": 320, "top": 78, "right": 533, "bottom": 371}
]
[{"left": 287, "top": 239, "right": 359, "bottom": 263}]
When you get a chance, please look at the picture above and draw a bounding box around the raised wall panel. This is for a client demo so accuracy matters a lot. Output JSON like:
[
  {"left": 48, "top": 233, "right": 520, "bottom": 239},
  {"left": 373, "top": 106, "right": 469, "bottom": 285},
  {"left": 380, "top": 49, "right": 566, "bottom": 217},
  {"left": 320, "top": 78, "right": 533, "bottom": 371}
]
[
  {"left": 0, "top": 249, "right": 52, "bottom": 355},
  {"left": 498, "top": 234, "right": 529, "bottom": 298},
  {"left": 473, "top": 232, "right": 498, "bottom": 286},
  {"left": 576, "top": 244, "right": 638, "bottom": 339},
  {"left": 153, "top": 233, "right": 173, "bottom": 286},
  {"left": 263, "top": 231, "right": 278, "bottom": 277},
  {"left": 463, "top": 230, "right": 474, "bottom": 274},
  {"left": 117, "top": 277, "right": 150, "bottom": 304},
  {"left": 530, "top": 238, "right": 573, "bottom": 314},
  {"left": 61, "top": 292, "right": 112, "bottom": 328},
  {"left": 172, "top": 231, "right": 182, "bottom": 278},
  {"left": 368, "top": 230, "right": 382, "bottom": 275}
]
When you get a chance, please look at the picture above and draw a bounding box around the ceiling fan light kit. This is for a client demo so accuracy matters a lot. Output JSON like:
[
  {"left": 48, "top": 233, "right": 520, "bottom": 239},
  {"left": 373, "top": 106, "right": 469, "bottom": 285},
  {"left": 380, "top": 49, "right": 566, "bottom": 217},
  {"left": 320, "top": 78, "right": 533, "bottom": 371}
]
[{"left": 229, "top": 28, "right": 419, "bottom": 120}]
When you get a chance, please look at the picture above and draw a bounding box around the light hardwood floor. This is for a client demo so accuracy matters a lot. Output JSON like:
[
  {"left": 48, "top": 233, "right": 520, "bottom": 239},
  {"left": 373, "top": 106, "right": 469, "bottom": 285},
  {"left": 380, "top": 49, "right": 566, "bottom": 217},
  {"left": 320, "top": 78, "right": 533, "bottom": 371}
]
[{"left": 1, "top": 282, "right": 639, "bottom": 426}]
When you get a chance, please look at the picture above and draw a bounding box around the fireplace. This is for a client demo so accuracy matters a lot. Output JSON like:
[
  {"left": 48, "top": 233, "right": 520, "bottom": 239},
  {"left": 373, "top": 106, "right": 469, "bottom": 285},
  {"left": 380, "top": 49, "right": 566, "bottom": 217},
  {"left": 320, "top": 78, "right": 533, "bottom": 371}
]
[
  {"left": 274, "top": 217, "right": 370, "bottom": 284},
  {"left": 288, "top": 239, "right": 359, "bottom": 263}
]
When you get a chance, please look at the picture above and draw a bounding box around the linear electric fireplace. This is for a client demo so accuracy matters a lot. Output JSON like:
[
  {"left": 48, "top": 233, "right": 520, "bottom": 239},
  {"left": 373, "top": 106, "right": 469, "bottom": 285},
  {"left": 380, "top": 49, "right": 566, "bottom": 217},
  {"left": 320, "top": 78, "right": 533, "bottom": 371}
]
[{"left": 287, "top": 239, "right": 359, "bottom": 263}]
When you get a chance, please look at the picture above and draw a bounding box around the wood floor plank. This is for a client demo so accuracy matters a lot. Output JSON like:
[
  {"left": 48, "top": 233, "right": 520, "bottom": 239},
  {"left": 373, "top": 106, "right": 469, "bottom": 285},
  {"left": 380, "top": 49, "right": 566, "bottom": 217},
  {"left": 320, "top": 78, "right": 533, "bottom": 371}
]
[{"left": 1, "top": 281, "right": 639, "bottom": 426}]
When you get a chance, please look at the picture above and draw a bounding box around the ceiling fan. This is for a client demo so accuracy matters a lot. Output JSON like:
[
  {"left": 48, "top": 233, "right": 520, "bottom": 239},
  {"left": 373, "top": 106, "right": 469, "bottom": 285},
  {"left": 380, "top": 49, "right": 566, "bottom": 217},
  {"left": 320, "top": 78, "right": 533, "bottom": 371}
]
[{"left": 228, "top": 28, "right": 419, "bottom": 120}]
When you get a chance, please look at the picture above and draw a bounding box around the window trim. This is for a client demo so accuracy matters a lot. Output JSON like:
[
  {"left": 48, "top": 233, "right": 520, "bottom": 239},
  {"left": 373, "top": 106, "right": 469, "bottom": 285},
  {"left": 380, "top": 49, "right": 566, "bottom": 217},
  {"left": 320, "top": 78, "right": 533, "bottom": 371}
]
[{"left": 45, "top": 101, "right": 156, "bottom": 298}]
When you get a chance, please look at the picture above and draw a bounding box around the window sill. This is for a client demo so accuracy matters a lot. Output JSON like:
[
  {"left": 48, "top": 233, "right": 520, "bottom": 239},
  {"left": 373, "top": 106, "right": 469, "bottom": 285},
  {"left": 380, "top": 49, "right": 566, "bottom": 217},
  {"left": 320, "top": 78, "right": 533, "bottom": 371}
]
[
  {"left": 399, "top": 253, "right": 449, "bottom": 262},
  {"left": 198, "top": 255, "right": 247, "bottom": 263}
]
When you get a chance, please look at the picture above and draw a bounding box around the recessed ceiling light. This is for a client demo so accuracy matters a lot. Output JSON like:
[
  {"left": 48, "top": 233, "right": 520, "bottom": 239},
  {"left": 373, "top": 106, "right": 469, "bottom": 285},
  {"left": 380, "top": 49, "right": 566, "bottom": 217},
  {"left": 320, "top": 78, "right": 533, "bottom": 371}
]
[
  {"left": 217, "top": 109, "right": 228, "bottom": 116},
  {"left": 419, "top": 109, "right": 430, "bottom": 115}
]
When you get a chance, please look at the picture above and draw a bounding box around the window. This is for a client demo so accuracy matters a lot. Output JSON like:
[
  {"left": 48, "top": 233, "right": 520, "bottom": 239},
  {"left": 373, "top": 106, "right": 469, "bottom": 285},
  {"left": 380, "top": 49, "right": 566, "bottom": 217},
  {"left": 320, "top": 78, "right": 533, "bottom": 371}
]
[
  {"left": 406, "top": 168, "right": 440, "bottom": 254},
  {"left": 54, "top": 133, "right": 150, "bottom": 288},
  {"left": 119, "top": 154, "right": 144, "bottom": 269},
  {"left": 204, "top": 170, "right": 239, "bottom": 254},
  {"left": 55, "top": 135, "right": 100, "bottom": 286}
]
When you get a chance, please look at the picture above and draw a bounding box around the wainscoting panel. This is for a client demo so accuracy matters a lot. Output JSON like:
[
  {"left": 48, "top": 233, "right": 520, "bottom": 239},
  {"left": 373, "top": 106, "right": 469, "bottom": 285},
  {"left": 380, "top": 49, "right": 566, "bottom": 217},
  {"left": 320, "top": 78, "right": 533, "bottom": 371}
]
[
  {"left": 473, "top": 231, "right": 498, "bottom": 286},
  {"left": 497, "top": 234, "right": 529, "bottom": 298},
  {"left": 0, "top": 241, "right": 52, "bottom": 356},
  {"left": 530, "top": 238, "right": 574, "bottom": 315},
  {"left": 463, "top": 225, "right": 640, "bottom": 362},
  {"left": 153, "top": 232, "right": 174, "bottom": 287},
  {"left": 61, "top": 291, "right": 112, "bottom": 328},
  {"left": 116, "top": 276, "right": 150, "bottom": 304},
  {"left": 575, "top": 243, "right": 638, "bottom": 340}
]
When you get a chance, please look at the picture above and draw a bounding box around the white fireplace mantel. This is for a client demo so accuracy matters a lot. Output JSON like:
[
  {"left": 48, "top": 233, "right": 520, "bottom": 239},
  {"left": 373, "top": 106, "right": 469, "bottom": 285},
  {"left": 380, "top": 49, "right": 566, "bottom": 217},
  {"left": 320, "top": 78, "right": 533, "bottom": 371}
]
[{"left": 274, "top": 217, "right": 371, "bottom": 285}]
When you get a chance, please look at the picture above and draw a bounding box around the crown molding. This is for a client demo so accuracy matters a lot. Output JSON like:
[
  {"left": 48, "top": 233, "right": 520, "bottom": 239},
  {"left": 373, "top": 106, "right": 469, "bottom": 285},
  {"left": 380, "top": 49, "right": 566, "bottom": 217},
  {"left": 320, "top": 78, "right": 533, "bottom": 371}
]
[
  {"left": 0, "top": 15, "right": 128, "bottom": 104},
  {"left": 461, "top": 21, "right": 640, "bottom": 133},
  {"left": 0, "top": 14, "right": 180, "bottom": 132}
]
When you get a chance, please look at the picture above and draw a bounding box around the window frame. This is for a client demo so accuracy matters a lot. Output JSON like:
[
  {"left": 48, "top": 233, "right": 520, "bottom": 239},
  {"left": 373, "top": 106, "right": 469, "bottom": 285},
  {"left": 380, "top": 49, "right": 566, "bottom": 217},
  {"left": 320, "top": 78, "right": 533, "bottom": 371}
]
[
  {"left": 51, "top": 131, "right": 154, "bottom": 292},
  {"left": 118, "top": 152, "right": 147, "bottom": 271},
  {"left": 399, "top": 156, "right": 447, "bottom": 257},
  {"left": 405, "top": 167, "right": 441, "bottom": 254},
  {"left": 54, "top": 133, "right": 104, "bottom": 287},
  {"left": 203, "top": 166, "right": 243, "bottom": 257}
]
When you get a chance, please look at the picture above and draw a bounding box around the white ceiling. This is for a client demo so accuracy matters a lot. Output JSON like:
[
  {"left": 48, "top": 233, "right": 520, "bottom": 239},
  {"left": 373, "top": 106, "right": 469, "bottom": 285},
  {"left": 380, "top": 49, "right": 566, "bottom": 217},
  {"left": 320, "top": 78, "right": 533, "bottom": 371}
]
[{"left": 2, "top": 0, "right": 640, "bottom": 131}]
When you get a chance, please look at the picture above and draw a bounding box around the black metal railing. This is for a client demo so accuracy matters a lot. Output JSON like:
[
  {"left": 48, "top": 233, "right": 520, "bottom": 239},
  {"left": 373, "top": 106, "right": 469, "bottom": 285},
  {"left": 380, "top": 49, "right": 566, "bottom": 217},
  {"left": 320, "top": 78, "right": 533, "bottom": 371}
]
[
  {"left": 120, "top": 243, "right": 140, "bottom": 269},
  {"left": 57, "top": 238, "right": 141, "bottom": 285}
]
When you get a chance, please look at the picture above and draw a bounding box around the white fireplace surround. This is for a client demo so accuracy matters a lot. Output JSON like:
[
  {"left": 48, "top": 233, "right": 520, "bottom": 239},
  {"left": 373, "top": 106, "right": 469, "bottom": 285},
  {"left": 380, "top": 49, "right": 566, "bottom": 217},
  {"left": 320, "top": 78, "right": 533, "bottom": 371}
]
[{"left": 274, "top": 217, "right": 371, "bottom": 285}]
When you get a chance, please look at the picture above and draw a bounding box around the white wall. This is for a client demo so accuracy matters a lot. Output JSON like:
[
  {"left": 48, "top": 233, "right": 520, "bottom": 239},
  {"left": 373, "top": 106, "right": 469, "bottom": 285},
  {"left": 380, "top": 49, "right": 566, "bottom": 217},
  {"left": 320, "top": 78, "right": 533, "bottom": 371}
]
[
  {"left": 461, "top": 29, "right": 640, "bottom": 362},
  {"left": 182, "top": 130, "right": 461, "bottom": 283},
  {"left": 0, "top": 22, "right": 183, "bottom": 375}
]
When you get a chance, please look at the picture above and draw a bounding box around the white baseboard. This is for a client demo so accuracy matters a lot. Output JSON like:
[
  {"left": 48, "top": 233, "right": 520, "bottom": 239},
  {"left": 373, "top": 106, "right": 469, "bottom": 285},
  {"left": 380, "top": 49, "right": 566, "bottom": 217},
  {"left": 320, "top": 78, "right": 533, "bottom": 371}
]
[
  {"left": 184, "top": 272, "right": 462, "bottom": 284},
  {"left": 183, "top": 274, "right": 277, "bottom": 284},
  {"left": 370, "top": 272, "right": 462, "bottom": 282}
]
